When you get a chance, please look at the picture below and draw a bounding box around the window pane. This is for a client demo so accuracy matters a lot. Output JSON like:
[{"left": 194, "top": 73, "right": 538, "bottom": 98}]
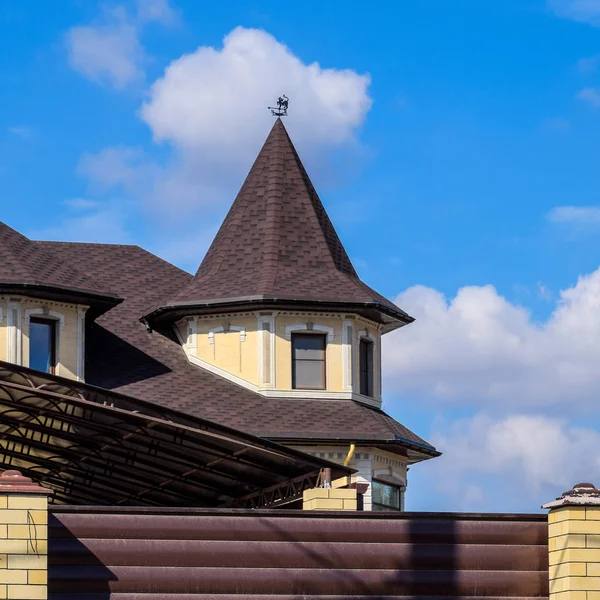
[
  {"left": 359, "top": 339, "right": 374, "bottom": 396},
  {"left": 29, "top": 320, "right": 54, "bottom": 374},
  {"left": 372, "top": 480, "right": 401, "bottom": 510},
  {"left": 292, "top": 334, "right": 325, "bottom": 359},
  {"left": 293, "top": 360, "right": 325, "bottom": 389}
]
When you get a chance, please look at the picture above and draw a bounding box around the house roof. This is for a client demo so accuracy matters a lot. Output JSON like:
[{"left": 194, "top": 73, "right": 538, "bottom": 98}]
[
  {"left": 143, "top": 119, "right": 413, "bottom": 329},
  {"left": 37, "top": 240, "right": 439, "bottom": 462},
  {"left": 0, "top": 221, "right": 121, "bottom": 315}
]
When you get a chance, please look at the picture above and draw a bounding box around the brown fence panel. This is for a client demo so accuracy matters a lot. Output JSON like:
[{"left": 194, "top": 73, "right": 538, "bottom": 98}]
[{"left": 48, "top": 507, "right": 548, "bottom": 599}]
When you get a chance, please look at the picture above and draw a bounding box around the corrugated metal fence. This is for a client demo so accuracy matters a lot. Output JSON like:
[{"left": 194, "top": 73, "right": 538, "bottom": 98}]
[{"left": 48, "top": 507, "right": 549, "bottom": 599}]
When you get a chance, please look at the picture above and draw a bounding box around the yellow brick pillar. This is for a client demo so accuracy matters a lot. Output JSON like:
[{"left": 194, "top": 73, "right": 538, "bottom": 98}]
[
  {"left": 0, "top": 470, "right": 52, "bottom": 600},
  {"left": 303, "top": 487, "right": 357, "bottom": 510},
  {"left": 543, "top": 482, "right": 600, "bottom": 600}
]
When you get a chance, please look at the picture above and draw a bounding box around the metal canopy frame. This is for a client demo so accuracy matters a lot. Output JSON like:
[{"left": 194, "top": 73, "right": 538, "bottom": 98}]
[{"left": 0, "top": 361, "right": 349, "bottom": 507}]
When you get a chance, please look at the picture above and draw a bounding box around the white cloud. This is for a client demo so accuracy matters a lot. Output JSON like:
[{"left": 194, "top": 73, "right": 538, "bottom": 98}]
[
  {"left": 136, "top": 0, "right": 178, "bottom": 25},
  {"left": 78, "top": 146, "right": 154, "bottom": 193},
  {"left": 141, "top": 27, "right": 371, "bottom": 162},
  {"left": 576, "top": 54, "right": 600, "bottom": 73},
  {"left": 77, "top": 26, "right": 372, "bottom": 258},
  {"left": 63, "top": 197, "right": 102, "bottom": 210},
  {"left": 66, "top": 0, "right": 176, "bottom": 89},
  {"left": 30, "top": 200, "right": 132, "bottom": 245},
  {"left": 66, "top": 11, "right": 144, "bottom": 89},
  {"left": 577, "top": 87, "right": 600, "bottom": 107},
  {"left": 547, "top": 205, "right": 600, "bottom": 223},
  {"left": 421, "top": 413, "right": 600, "bottom": 511},
  {"left": 383, "top": 266, "right": 600, "bottom": 411},
  {"left": 7, "top": 126, "right": 34, "bottom": 139},
  {"left": 549, "top": 0, "right": 600, "bottom": 25},
  {"left": 540, "top": 117, "right": 571, "bottom": 133}
]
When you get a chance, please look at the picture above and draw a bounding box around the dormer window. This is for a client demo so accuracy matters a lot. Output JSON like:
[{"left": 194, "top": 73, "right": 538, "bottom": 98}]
[
  {"left": 292, "top": 333, "right": 326, "bottom": 390},
  {"left": 359, "top": 338, "right": 374, "bottom": 397},
  {"left": 29, "top": 317, "right": 57, "bottom": 374}
]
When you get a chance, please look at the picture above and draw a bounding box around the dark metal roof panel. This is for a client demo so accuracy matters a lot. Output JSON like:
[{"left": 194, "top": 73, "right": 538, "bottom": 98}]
[{"left": 0, "top": 361, "right": 349, "bottom": 506}]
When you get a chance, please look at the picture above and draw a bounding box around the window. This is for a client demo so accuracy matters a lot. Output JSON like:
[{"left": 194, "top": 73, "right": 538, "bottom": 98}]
[
  {"left": 372, "top": 479, "right": 404, "bottom": 512},
  {"left": 29, "top": 318, "right": 57, "bottom": 374},
  {"left": 359, "top": 338, "right": 374, "bottom": 397},
  {"left": 292, "top": 333, "right": 326, "bottom": 390}
]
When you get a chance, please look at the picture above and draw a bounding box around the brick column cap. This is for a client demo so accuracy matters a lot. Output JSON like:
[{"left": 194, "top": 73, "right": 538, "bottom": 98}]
[
  {"left": 542, "top": 482, "right": 600, "bottom": 509},
  {"left": 0, "top": 470, "right": 53, "bottom": 495}
]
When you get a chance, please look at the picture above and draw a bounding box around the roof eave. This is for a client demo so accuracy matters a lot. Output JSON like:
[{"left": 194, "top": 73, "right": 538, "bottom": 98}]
[
  {"left": 141, "top": 297, "right": 414, "bottom": 329},
  {"left": 0, "top": 282, "right": 123, "bottom": 317},
  {"left": 262, "top": 433, "right": 440, "bottom": 462}
]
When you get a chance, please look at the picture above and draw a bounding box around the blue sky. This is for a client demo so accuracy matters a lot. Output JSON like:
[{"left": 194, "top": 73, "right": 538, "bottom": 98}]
[{"left": 2, "top": 0, "right": 600, "bottom": 512}]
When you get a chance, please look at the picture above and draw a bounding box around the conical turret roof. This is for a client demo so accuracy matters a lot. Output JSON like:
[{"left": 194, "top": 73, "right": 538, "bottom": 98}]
[{"left": 145, "top": 119, "right": 411, "bottom": 328}]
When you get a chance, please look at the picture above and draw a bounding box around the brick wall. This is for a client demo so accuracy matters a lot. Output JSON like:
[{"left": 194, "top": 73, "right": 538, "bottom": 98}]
[{"left": 0, "top": 471, "right": 51, "bottom": 599}]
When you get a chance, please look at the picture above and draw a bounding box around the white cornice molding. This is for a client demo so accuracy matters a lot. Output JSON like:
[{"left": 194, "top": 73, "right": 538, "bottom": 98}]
[
  {"left": 24, "top": 308, "right": 65, "bottom": 328},
  {"left": 284, "top": 323, "right": 335, "bottom": 342}
]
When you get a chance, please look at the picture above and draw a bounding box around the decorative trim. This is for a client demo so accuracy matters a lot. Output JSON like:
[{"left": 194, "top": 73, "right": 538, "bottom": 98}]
[
  {"left": 7, "top": 300, "right": 22, "bottom": 366},
  {"left": 185, "top": 317, "right": 198, "bottom": 353},
  {"left": 373, "top": 468, "right": 406, "bottom": 486},
  {"left": 77, "top": 307, "right": 87, "bottom": 381},
  {"left": 208, "top": 324, "right": 246, "bottom": 344},
  {"left": 24, "top": 308, "right": 65, "bottom": 328},
  {"left": 257, "top": 316, "right": 276, "bottom": 387},
  {"left": 357, "top": 328, "right": 373, "bottom": 341},
  {"left": 284, "top": 323, "right": 335, "bottom": 342},
  {"left": 342, "top": 319, "right": 354, "bottom": 392},
  {"left": 357, "top": 327, "right": 381, "bottom": 402},
  {"left": 259, "top": 389, "right": 381, "bottom": 407}
]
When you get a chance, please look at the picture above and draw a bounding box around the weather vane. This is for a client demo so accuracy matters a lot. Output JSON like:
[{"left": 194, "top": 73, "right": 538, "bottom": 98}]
[{"left": 268, "top": 95, "right": 289, "bottom": 117}]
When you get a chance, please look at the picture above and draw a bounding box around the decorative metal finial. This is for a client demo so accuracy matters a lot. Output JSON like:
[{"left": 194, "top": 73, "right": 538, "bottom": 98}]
[{"left": 268, "top": 95, "right": 289, "bottom": 117}]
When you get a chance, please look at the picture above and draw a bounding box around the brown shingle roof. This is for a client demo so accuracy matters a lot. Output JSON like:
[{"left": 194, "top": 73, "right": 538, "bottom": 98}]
[
  {"left": 145, "top": 119, "right": 412, "bottom": 326},
  {"left": 0, "top": 222, "right": 121, "bottom": 312},
  {"left": 37, "top": 241, "right": 437, "bottom": 459}
]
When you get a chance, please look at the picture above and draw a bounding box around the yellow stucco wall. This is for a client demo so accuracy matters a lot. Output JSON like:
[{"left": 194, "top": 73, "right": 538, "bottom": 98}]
[
  {"left": 195, "top": 316, "right": 260, "bottom": 386},
  {"left": 0, "top": 297, "right": 83, "bottom": 380},
  {"left": 186, "top": 312, "right": 382, "bottom": 396}
]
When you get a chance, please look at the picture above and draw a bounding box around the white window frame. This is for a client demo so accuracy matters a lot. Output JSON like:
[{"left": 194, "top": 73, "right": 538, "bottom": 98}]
[
  {"left": 284, "top": 323, "right": 334, "bottom": 341},
  {"left": 24, "top": 308, "right": 65, "bottom": 373},
  {"left": 357, "top": 328, "right": 380, "bottom": 401}
]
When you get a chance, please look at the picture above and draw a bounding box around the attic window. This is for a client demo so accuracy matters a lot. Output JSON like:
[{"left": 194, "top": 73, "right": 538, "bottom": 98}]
[
  {"left": 292, "top": 333, "right": 326, "bottom": 390},
  {"left": 29, "top": 317, "right": 57, "bottom": 375}
]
